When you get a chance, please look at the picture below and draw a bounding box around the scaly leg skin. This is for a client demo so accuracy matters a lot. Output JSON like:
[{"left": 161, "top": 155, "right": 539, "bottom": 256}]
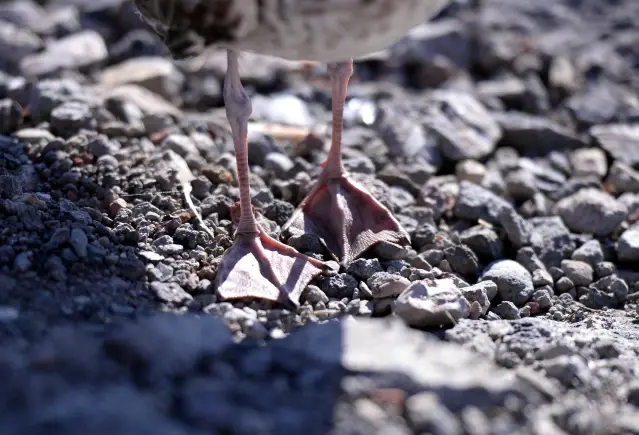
[
  {"left": 283, "top": 59, "right": 410, "bottom": 266},
  {"left": 215, "top": 50, "right": 328, "bottom": 307}
]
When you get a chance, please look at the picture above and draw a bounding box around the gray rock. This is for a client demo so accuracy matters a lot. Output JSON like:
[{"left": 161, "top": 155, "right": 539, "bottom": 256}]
[
  {"left": 569, "top": 148, "right": 607, "bottom": 178},
  {"left": 366, "top": 272, "right": 411, "bottom": 299},
  {"left": 50, "top": 101, "right": 96, "bottom": 136},
  {"left": 555, "top": 277, "right": 575, "bottom": 293},
  {"left": 20, "top": 30, "right": 108, "bottom": 77},
  {"left": 394, "top": 278, "right": 471, "bottom": 327},
  {"left": 480, "top": 260, "right": 534, "bottom": 306},
  {"left": 460, "top": 281, "right": 496, "bottom": 316},
  {"left": 87, "top": 135, "right": 121, "bottom": 157},
  {"left": 493, "top": 111, "right": 584, "bottom": 152},
  {"left": 264, "top": 152, "right": 294, "bottom": 178},
  {"left": 616, "top": 224, "right": 639, "bottom": 263},
  {"left": 443, "top": 245, "right": 479, "bottom": 279},
  {"left": 605, "top": 161, "right": 639, "bottom": 194},
  {"left": 532, "top": 269, "right": 554, "bottom": 287},
  {"left": 528, "top": 217, "right": 576, "bottom": 268},
  {"left": 459, "top": 225, "right": 503, "bottom": 264},
  {"left": 560, "top": 260, "right": 594, "bottom": 287},
  {"left": 98, "top": 57, "right": 184, "bottom": 100},
  {"left": 69, "top": 228, "right": 88, "bottom": 259},
  {"left": 150, "top": 282, "right": 193, "bottom": 305},
  {"left": 423, "top": 91, "right": 501, "bottom": 161},
  {"left": 492, "top": 301, "right": 520, "bottom": 320},
  {"left": 162, "top": 134, "right": 199, "bottom": 158},
  {"left": 571, "top": 239, "right": 604, "bottom": 266},
  {"left": 405, "top": 392, "right": 464, "bottom": 435},
  {"left": 554, "top": 188, "right": 627, "bottom": 236},
  {"left": 590, "top": 123, "right": 639, "bottom": 167},
  {"left": 319, "top": 273, "right": 358, "bottom": 299},
  {"left": 532, "top": 288, "right": 553, "bottom": 309},
  {"left": 499, "top": 207, "right": 532, "bottom": 248},
  {"left": 346, "top": 258, "right": 384, "bottom": 281},
  {"left": 454, "top": 181, "right": 512, "bottom": 225},
  {"left": 0, "top": 18, "right": 42, "bottom": 64}
]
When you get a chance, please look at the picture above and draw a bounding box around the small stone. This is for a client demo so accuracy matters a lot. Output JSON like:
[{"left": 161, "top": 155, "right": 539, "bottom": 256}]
[
  {"left": 162, "top": 134, "right": 199, "bottom": 157},
  {"left": 571, "top": 239, "right": 604, "bottom": 266},
  {"left": 0, "top": 306, "right": 19, "bottom": 322},
  {"left": 20, "top": 30, "right": 108, "bottom": 77},
  {"left": 499, "top": 207, "right": 532, "bottom": 248},
  {"left": 98, "top": 56, "right": 184, "bottom": 100},
  {"left": 394, "top": 278, "right": 471, "bottom": 327},
  {"left": 455, "top": 159, "right": 486, "bottom": 184},
  {"left": 264, "top": 152, "right": 294, "bottom": 178},
  {"left": 50, "top": 101, "right": 95, "bottom": 136},
  {"left": 366, "top": 272, "right": 411, "bottom": 299},
  {"left": 443, "top": 245, "right": 479, "bottom": 279},
  {"left": 150, "top": 282, "right": 192, "bottom": 305},
  {"left": 605, "top": 162, "right": 639, "bottom": 194},
  {"left": 459, "top": 281, "right": 494, "bottom": 315},
  {"left": 319, "top": 273, "right": 358, "bottom": 299},
  {"left": 528, "top": 217, "right": 576, "bottom": 268},
  {"left": 594, "top": 261, "right": 616, "bottom": 278},
  {"left": 454, "top": 181, "right": 512, "bottom": 225},
  {"left": 532, "top": 269, "right": 554, "bottom": 287},
  {"left": 554, "top": 188, "right": 627, "bottom": 236},
  {"left": 492, "top": 301, "right": 520, "bottom": 320},
  {"left": 13, "top": 251, "right": 32, "bottom": 272},
  {"left": 302, "top": 285, "right": 329, "bottom": 305},
  {"left": 555, "top": 276, "right": 574, "bottom": 293},
  {"left": 569, "top": 148, "right": 607, "bottom": 178},
  {"left": 533, "top": 288, "right": 553, "bottom": 309},
  {"left": 345, "top": 258, "right": 384, "bottom": 281},
  {"left": 560, "top": 260, "right": 593, "bottom": 287},
  {"left": 616, "top": 224, "right": 639, "bottom": 263},
  {"left": 480, "top": 260, "right": 534, "bottom": 305},
  {"left": 69, "top": 227, "right": 88, "bottom": 258}
]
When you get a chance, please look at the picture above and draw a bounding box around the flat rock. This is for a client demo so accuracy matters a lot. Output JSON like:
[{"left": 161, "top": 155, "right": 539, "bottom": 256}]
[
  {"left": 20, "top": 30, "right": 108, "bottom": 77},
  {"left": 394, "top": 278, "right": 471, "bottom": 327}
]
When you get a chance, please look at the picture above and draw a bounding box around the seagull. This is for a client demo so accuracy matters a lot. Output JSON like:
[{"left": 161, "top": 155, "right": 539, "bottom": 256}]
[{"left": 133, "top": 0, "right": 451, "bottom": 306}]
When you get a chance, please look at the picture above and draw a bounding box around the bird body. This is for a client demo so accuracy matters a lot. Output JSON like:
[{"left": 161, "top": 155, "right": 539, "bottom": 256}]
[{"left": 134, "top": 0, "right": 450, "bottom": 62}]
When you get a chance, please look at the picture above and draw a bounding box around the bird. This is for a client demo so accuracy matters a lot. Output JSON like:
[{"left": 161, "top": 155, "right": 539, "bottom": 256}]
[{"left": 133, "top": 0, "right": 452, "bottom": 307}]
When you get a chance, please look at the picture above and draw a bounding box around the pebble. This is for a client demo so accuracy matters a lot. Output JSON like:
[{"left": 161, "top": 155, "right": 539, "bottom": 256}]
[
  {"left": 98, "top": 57, "right": 184, "bottom": 100},
  {"left": 50, "top": 101, "right": 96, "bottom": 136},
  {"left": 366, "top": 272, "right": 411, "bottom": 299},
  {"left": 345, "top": 258, "right": 384, "bottom": 281},
  {"left": 492, "top": 301, "right": 520, "bottom": 320},
  {"left": 150, "top": 282, "right": 193, "bottom": 305},
  {"left": 0, "top": 18, "right": 42, "bottom": 64},
  {"left": 606, "top": 162, "right": 639, "bottom": 194},
  {"left": 454, "top": 180, "right": 512, "bottom": 225},
  {"left": 20, "top": 30, "right": 108, "bottom": 77},
  {"left": 569, "top": 148, "right": 608, "bottom": 178},
  {"left": 455, "top": 159, "right": 487, "bottom": 184},
  {"left": 560, "top": 260, "right": 593, "bottom": 287},
  {"left": 590, "top": 124, "right": 639, "bottom": 167},
  {"left": 480, "top": 260, "right": 534, "bottom": 305},
  {"left": 394, "top": 278, "right": 471, "bottom": 327},
  {"left": 459, "top": 281, "right": 496, "bottom": 316},
  {"left": 554, "top": 188, "right": 627, "bottom": 236},
  {"left": 319, "top": 273, "right": 358, "bottom": 299},
  {"left": 571, "top": 239, "right": 604, "bottom": 266},
  {"left": 616, "top": 224, "right": 639, "bottom": 263}
]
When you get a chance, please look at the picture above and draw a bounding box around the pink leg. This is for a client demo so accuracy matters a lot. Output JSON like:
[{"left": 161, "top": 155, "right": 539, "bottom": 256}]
[
  {"left": 214, "top": 50, "right": 328, "bottom": 306},
  {"left": 283, "top": 59, "right": 410, "bottom": 266}
]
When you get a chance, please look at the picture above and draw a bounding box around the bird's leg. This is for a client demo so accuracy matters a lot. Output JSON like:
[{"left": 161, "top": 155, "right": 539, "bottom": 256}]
[
  {"left": 215, "top": 50, "right": 328, "bottom": 307},
  {"left": 283, "top": 59, "right": 410, "bottom": 266}
]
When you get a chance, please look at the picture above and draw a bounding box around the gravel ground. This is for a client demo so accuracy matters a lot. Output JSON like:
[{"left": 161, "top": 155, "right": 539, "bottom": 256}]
[{"left": 1, "top": 0, "right": 639, "bottom": 433}]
